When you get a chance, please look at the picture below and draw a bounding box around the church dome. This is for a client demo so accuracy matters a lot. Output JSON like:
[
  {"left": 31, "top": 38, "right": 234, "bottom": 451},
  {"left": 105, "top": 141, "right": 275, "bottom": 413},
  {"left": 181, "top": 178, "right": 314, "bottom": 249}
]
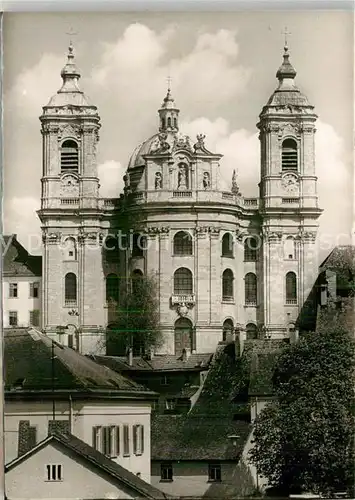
[
  {"left": 45, "top": 42, "right": 91, "bottom": 108},
  {"left": 127, "top": 134, "right": 160, "bottom": 170},
  {"left": 262, "top": 44, "right": 313, "bottom": 111}
]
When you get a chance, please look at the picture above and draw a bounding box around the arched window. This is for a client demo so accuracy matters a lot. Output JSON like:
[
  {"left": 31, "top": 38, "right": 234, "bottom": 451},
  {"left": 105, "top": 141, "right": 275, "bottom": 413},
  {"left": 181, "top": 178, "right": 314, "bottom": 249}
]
[
  {"left": 167, "top": 117, "right": 172, "bottom": 128},
  {"left": 63, "top": 237, "right": 77, "bottom": 261},
  {"left": 132, "top": 233, "right": 146, "bottom": 258},
  {"left": 104, "top": 236, "right": 119, "bottom": 263},
  {"left": 174, "top": 118, "right": 177, "bottom": 128},
  {"left": 161, "top": 118, "right": 166, "bottom": 129},
  {"left": 282, "top": 138, "right": 298, "bottom": 172},
  {"left": 106, "top": 273, "right": 119, "bottom": 302},
  {"left": 222, "top": 269, "right": 234, "bottom": 302},
  {"left": 244, "top": 237, "right": 258, "bottom": 262},
  {"left": 284, "top": 236, "right": 296, "bottom": 260},
  {"left": 222, "top": 319, "right": 234, "bottom": 342},
  {"left": 222, "top": 233, "right": 233, "bottom": 258},
  {"left": 245, "top": 273, "right": 257, "bottom": 305},
  {"left": 174, "top": 231, "right": 193, "bottom": 256},
  {"left": 61, "top": 140, "right": 79, "bottom": 172},
  {"left": 65, "top": 273, "right": 77, "bottom": 305},
  {"left": 286, "top": 272, "right": 297, "bottom": 304},
  {"left": 246, "top": 323, "right": 258, "bottom": 340},
  {"left": 174, "top": 317, "right": 192, "bottom": 356},
  {"left": 174, "top": 268, "right": 193, "bottom": 295},
  {"left": 132, "top": 269, "right": 143, "bottom": 294}
]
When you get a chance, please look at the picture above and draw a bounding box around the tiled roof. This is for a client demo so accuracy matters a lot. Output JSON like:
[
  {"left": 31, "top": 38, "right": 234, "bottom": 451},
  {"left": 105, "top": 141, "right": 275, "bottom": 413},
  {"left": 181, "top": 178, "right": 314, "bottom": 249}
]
[
  {"left": 3, "top": 235, "right": 42, "bottom": 277},
  {"left": 91, "top": 353, "right": 213, "bottom": 372},
  {"left": 5, "top": 329, "right": 157, "bottom": 397},
  {"left": 6, "top": 432, "right": 168, "bottom": 499},
  {"left": 320, "top": 245, "right": 355, "bottom": 270},
  {"left": 248, "top": 351, "right": 280, "bottom": 397},
  {"left": 151, "top": 415, "right": 251, "bottom": 461}
]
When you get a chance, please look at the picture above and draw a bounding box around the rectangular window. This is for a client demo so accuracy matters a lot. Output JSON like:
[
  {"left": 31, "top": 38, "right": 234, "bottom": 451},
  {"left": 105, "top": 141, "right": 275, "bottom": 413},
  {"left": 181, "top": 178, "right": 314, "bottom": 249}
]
[
  {"left": 93, "top": 425, "right": 120, "bottom": 458},
  {"left": 208, "top": 463, "right": 221, "bottom": 482},
  {"left": 133, "top": 424, "right": 144, "bottom": 455},
  {"left": 46, "top": 464, "right": 62, "bottom": 481},
  {"left": 160, "top": 462, "right": 173, "bottom": 482},
  {"left": 123, "top": 424, "right": 130, "bottom": 456},
  {"left": 160, "top": 375, "right": 169, "bottom": 386},
  {"left": 9, "top": 311, "right": 18, "bottom": 326},
  {"left": 165, "top": 399, "right": 175, "bottom": 411},
  {"left": 29, "top": 310, "right": 40, "bottom": 327},
  {"left": 30, "top": 282, "right": 40, "bottom": 298},
  {"left": 9, "top": 283, "right": 18, "bottom": 298}
]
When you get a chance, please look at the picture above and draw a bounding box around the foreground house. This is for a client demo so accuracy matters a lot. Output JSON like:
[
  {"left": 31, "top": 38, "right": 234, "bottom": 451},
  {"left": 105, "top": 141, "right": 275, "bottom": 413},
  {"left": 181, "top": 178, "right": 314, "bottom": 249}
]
[
  {"left": 3, "top": 235, "right": 42, "bottom": 329},
  {"left": 5, "top": 432, "right": 168, "bottom": 500},
  {"left": 150, "top": 415, "right": 252, "bottom": 498},
  {"left": 5, "top": 328, "right": 158, "bottom": 482}
]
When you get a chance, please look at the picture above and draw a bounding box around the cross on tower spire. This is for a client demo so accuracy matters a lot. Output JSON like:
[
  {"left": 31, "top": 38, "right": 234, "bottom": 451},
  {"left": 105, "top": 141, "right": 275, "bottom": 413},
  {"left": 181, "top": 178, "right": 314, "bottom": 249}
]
[
  {"left": 66, "top": 27, "right": 78, "bottom": 50},
  {"left": 166, "top": 74, "right": 172, "bottom": 92},
  {"left": 282, "top": 26, "right": 291, "bottom": 49}
]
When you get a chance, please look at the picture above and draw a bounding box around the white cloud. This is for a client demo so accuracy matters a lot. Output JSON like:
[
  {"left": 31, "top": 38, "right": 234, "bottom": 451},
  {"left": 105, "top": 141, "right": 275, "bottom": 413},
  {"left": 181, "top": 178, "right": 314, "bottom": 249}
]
[
  {"left": 4, "top": 197, "right": 42, "bottom": 254},
  {"left": 181, "top": 116, "right": 352, "bottom": 257},
  {"left": 98, "top": 160, "right": 125, "bottom": 198},
  {"left": 88, "top": 25, "right": 251, "bottom": 123},
  {"left": 5, "top": 53, "right": 63, "bottom": 119}
]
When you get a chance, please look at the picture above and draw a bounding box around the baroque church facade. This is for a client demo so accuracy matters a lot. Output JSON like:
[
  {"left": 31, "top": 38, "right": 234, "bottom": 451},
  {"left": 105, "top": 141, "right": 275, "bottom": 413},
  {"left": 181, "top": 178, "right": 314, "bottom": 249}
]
[{"left": 38, "top": 41, "right": 322, "bottom": 355}]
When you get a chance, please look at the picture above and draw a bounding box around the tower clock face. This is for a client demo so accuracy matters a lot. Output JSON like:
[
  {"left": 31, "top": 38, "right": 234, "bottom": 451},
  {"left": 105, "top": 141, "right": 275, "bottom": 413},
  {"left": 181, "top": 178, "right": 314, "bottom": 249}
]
[
  {"left": 61, "top": 174, "right": 79, "bottom": 196},
  {"left": 282, "top": 173, "right": 299, "bottom": 195}
]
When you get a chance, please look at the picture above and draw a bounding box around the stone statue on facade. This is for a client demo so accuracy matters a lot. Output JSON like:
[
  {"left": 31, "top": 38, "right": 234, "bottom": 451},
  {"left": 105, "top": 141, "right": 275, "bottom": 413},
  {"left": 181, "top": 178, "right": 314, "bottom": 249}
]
[{"left": 155, "top": 172, "right": 162, "bottom": 190}]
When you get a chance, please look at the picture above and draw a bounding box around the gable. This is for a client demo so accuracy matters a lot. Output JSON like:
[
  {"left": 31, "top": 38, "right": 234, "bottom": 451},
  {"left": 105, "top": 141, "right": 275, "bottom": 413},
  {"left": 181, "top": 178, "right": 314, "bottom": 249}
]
[{"left": 6, "top": 441, "right": 138, "bottom": 499}]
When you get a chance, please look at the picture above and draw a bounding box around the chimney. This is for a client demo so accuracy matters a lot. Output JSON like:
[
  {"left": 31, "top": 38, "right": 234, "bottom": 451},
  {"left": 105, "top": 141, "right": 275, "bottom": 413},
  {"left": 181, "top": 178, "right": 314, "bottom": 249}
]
[
  {"left": 146, "top": 347, "right": 155, "bottom": 361},
  {"left": 18, "top": 421, "right": 37, "bottom": 457},
  {"left": 127, "top": 346, "right": 133, "bottom": 367},
  {"left": 234, "top": 326, "right": 244, "bottom": 357},
  {"left": 182, "top": 348, "right": 191, "bottom": 362}
]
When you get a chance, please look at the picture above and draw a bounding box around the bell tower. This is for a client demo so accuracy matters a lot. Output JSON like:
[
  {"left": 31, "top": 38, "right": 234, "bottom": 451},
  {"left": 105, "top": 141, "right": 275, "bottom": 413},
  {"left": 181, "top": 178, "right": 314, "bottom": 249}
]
[
  {"left": 38, "top": 42, "right": 105, "bottom": 353},
  {"left": 258, "top": 42, "right": 322, "bottom": 338}
]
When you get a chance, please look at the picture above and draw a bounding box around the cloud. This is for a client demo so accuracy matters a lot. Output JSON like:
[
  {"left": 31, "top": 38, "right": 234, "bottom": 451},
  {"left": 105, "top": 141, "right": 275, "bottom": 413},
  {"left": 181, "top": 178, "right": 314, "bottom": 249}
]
[
  {"left": 181, "top": 117, "right": 259, "bottom": 194},
  {"left": 5, "top": 53, "right": 63, "bottom": 119},
  {"left": 98, "top": 160, "right": 125, "bottom": 198},
  {"left": 181, "top": 116, "right": 352, "bottom": 257},
  {"left": 4, "top": 197, "right": 42, "bottom": 254}
]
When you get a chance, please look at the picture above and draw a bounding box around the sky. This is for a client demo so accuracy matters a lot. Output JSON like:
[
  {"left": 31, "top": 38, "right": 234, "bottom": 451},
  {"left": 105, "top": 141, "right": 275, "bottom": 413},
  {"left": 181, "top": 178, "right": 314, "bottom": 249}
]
[{"left": 2, "top": 10, "right": 354, "bottom": 260}]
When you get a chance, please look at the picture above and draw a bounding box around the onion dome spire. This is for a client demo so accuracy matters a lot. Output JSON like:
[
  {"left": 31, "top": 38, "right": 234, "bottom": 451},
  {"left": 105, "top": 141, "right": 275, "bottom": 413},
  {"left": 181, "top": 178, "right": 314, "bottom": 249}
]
[
  {"left": 276, "top": 43, "right": 297, "bottom": 81},
  {"left": 158, "top": 79, "right": 179, "bottom": 132},
  {"left": 59, "top": 41, "right": 81, "bottom": 93}
]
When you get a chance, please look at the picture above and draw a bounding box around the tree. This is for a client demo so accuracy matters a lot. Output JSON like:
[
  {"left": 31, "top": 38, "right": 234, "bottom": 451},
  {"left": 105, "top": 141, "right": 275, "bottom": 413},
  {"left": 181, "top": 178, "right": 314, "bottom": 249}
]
[
  {"left": 249, "top": 317, "right": 355, "bottom": 496},
  {"left": 106, "top": 272, "right": 163, "bottom": 356}
]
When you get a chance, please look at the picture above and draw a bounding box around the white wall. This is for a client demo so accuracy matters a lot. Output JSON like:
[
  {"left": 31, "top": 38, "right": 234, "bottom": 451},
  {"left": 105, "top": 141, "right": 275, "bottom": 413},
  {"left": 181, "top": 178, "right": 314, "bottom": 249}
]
[
  {"left": 151, "top": 461, "right": 237, "bottom": 497},
  {"left": 5, "top": 399, "right": 152, "bottom": 483},
  {"left": 3, "top": 277, "right": 41, "bottom": 328},
  {"left": 6, "top": 441, "right": 136, "bottom": 499}
]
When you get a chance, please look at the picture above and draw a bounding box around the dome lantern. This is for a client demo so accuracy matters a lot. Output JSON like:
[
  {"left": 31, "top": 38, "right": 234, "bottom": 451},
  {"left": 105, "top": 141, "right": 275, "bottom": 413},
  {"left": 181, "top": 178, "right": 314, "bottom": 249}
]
[{"left": 158, "top": 84, "right": 180, "bottom": 133}]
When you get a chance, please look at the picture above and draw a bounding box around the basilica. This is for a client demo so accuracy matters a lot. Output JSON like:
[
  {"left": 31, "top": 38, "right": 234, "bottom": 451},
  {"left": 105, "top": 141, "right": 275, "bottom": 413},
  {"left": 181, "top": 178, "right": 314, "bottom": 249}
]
[{"left": 38, "top": 41, "right": 322, "bottom": 355}]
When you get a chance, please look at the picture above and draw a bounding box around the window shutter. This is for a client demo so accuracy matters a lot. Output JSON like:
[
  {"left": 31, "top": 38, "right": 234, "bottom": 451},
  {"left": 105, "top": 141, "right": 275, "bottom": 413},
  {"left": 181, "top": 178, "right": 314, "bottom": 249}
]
[
  {"left": 140, "top": 425, "right": 144, "bottom": 454},
  {"left": 92, "top": 426, "right": 101, "bottom": 451},
  {"left": 103, "top": 426, "right": 111, "bottom": 456},
  {"left": 123, "top": 424, "right": 129, "bottom": 456},
  {"left": 109, "top": 426, "right": 117, "bottom": 458},
  {"left": 116, "top": 425, "right": 120, "bottom": 456},
  {"left": 29, "top": 282, "right": 34, "bottom": 297},
  {"left": 133, "top": 425, "right": 137, "bottom": 455}
]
